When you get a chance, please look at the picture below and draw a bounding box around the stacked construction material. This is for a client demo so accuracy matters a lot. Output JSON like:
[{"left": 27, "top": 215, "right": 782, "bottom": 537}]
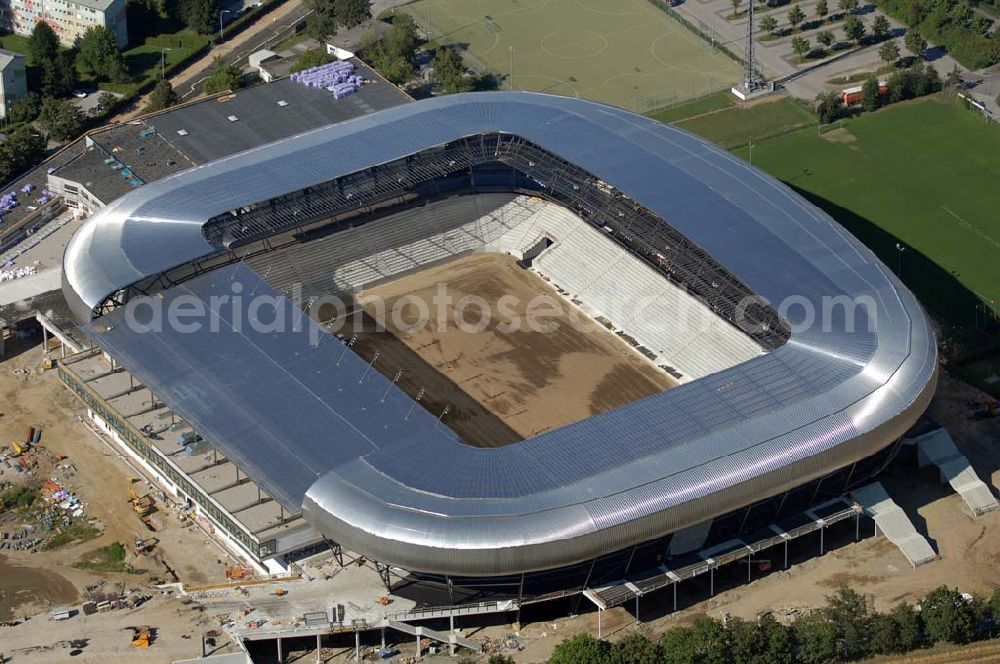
[
  {"left": 290, "top": 60, "right": 365, "bottom": 99},
  {"left": 1, "top": 191, "right": 18, "bottom": 215}
]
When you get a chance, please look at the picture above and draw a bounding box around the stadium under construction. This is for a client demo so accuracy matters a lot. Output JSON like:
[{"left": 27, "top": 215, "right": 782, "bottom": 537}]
[{"left": 56, "top": 92, "right": 938, "bottom": 617}]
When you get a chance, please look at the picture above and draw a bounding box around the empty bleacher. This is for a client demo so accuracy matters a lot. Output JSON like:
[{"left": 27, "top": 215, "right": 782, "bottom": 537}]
[{"left": 248, "top": 194, "right": 763, "bottom": 381}]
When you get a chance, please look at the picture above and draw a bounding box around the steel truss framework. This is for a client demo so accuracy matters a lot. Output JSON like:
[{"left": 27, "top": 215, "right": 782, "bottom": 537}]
[{"left": 96, "top": 133, "right": 789, "bottom": 350}]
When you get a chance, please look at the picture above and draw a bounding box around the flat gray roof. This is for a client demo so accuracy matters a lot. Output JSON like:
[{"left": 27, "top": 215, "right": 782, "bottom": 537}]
[{"left": 146, "top": 64, "right": 410, "bottom": 165}]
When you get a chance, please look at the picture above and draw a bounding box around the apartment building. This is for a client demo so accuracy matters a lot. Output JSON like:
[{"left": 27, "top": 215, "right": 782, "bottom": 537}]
[{"left": 1, "top": 0, "right": 127, "bottom": 48}]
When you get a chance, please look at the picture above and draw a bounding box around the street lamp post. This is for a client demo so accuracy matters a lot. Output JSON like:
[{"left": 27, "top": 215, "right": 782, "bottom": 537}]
[
  {"left": 895, "top": 242, "right": 906, "bottom": 277},
  {"left": 160, "top": 48, "right": 172, "bottom": 79},
  {"left": 220, "top": 9, "right": 232, "bottom": 42},
  {"left": 509, "top": 46, "right": 515, "bottom": 91}
]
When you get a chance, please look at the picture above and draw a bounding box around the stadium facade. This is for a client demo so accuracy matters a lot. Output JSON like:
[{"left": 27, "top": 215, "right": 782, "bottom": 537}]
[{"left": 61, "top": 92, "right": 937, "bottom": 585}]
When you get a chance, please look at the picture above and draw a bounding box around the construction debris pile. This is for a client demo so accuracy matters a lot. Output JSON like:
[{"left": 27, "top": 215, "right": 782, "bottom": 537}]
[
  {"left": 0, "top": 525, "right": 42, "bottom": 551},
  {"left": 82, "top": 585, "right": 152, "bottom": 614},
  {"left": 0, "top": 264, "right": 37, "bottom": 283}
]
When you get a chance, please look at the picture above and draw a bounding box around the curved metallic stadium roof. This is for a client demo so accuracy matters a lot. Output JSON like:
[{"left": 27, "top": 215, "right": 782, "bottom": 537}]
[{"left": 63, "top": 92, "right": 937, "bottom": 575}]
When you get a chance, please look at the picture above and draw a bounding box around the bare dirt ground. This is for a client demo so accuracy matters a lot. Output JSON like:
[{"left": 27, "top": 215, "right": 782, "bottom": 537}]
[
  {"left": 0, "top": 335, "right": 238, "bottom": 662},
  {"left": 350, "top": 253, "right": 676, "bottom": 445}
]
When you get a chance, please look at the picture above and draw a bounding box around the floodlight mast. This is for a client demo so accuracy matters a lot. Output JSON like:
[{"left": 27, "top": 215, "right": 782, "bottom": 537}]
[{"left": 743, "top": 0, "right": 761, "bottom": 91}]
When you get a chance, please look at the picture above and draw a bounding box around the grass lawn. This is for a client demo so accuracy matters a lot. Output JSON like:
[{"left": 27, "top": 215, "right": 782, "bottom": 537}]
[
  {"left": 651, "top": 92, "right": 815, "bottom": 149},
  {"left": 0, "top": 33, "right": 32, "bottom": 56},
  {"left": 102, "top": 31, "right": 210, "bottom": 95},
  {"left": 400, "top": 0, "right": 740, "bottom": 109},
  {"left": 729, "top": 96, "right": 1000, "bottom": 327},
  {"left": 74, "top": 542, "right": 142, "bottom": 574}
]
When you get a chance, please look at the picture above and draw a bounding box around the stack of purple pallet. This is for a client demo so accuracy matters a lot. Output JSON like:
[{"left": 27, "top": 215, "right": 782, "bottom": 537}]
[
  {"left": 290, "top": 60, "right": 365, "bottom": 99},
  {"left": 1, "top": 191, "right": 19, "bottom": 214}
]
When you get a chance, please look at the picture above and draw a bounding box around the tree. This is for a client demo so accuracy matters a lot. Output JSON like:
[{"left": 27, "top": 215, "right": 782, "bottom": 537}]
[
  {"left": 945, "top": 64, "right": 963, "bottom": 90},
  {"left": 792, "top": 612, "right": 839, "bottom": 664},
  {"left": 334, "top": 0, "right": 371, "bottom": 28},
  {"left": 203, "top": 56, "right": 242, "bottom": 94},
  {"left": 890, "top": 602, "right": 924, "bottom": 652},
  {"left": 861, "top": 75, "right": 882, "bottom": 110},
  {"left": 868, "top": 611, "right": 904, "bottom": 655},
  {"left": 788, "top": 4, "right": 806, "bottom": 30},
  {"left": 844, "top": 15, "right": 866, "bottom": 45},
  {"left": 78, "top": 26, "right": 129, "bottom": 83},
  {"left": 0, "top": 128, "right": 46, "bottom": 184},
  {"left": 7, "top": 92, "right": 42, "bottom": 124},
  {"left": 487, "top": 656, "right": 515, "bottom": 664},
  {"left": 307, "top": 12, "right": 338, "bottom": 40},
  {"left": 366, "top": 14, "right": 420, "bottom": 84},
  {"left": 921, "top": 586, "right": 975, "bottom": 644},
  {"left": 760, "top": 15, "right": 779, "bottom": 34},
  {"left": 731, "top": 0, "right": 742, "bottom": 15},
  {"left": 608, "top": 632, "right": 661, "bottom": 664},
  {"left": 97, "top": 91, "right": 118, "bottom": 115},
  {"left": 817, "top": 30, "right": 836, "bottom": 49},
  {"left": 548, "top": 633, "right": 612, "bottom": 664},
  {"left": 823, "top": 586, "right": 870, "bottom": 659},
  {"left": 759, "top": 614, "right": 793, "bottom": 664},
  {"left": 792, "top": 36, "right": 811, "bottom": 59},
  {"left": 816, "top": 0, "right": 828, "bottom": 21},
  {"left": 291, "top": 48, "right": 334, "bottom": 73},
  {"left": 28, "top": 21, "right": 59, "bottom": 68},
  {"left": 42, "top": 49, "right": 78, "bottom": 97},
  {"left": 879, "top": 40, "right": 901, "bottom": 65},
  {"left": 727, "top": 617, "right": 763, "bottom": 664},
  {"left": 872, "top": 14, "right": 891, "bottom": 41},
  {"left": 815, "top": 90, "right": 845, "bottom": 123},
  {"left": 432, "top": 47, "right": 471, "bottom": 94},
  {"left": 660, "top": 626, "right": 698, "bottom": 664},
  {"left": 905, "top": 29, "right": 927, "bottom": 58},
  {"left": 837, "top": 0, "right": 858, "bottom": 15},
  {"left": 38, "top": 98, "right": 85, "bottom": 141},
  {"left": 691, "top": 616, "right": 730, "bottom": 664},
  {"left": 145, "top": 79, "right": 178, "bottom": 113},
  {"left": 179, "top": 0, "right": 218, "bottom": 35}
]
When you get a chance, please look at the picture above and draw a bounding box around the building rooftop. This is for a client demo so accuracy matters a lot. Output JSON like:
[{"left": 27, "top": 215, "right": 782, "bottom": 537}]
[
  {"left": 67, "top": 0, "right": 119, "bottom": 11},
  {"left": 0, "top": 48, "right": 25, "bottom": 70},
  {"left": 53, "top": 123, "right": 196, "bottom": 205},
  {"left": 144, "top": 61, "right": 410, "bottom": 165}
]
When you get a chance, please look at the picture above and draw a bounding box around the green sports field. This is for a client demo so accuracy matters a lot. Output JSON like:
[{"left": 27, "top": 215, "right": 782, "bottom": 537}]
[
  {"left": 401, "top": 0, "right": 741, "bottom": 109},
  {"left": 728, "top": 97, "right": 1000, "bottom": 326}
]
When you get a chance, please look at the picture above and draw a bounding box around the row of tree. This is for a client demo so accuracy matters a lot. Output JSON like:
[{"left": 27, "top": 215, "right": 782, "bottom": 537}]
[
  {"left": 28, "top": 21, "right": 129, "bottom": 89},
  {"left": 876, "top": 0, "right": 1000, "bottom": 68},
  {"left": 305, "top": 0, "right": 372, "bottom": 41},
  {"left": 816, "top": 60, "right": 949, "bottom": 121},
  {"left": 544, "top": 585, "right": 1000, "bottom": 664}
]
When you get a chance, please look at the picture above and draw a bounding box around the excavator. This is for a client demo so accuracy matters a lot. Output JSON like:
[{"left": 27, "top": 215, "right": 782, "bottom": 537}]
[
  {"left": 131, "top": 626, "right": 152, "bottom": 648},
  {"left": 127, "top": 481, "right": 156, "bottom": 517}
]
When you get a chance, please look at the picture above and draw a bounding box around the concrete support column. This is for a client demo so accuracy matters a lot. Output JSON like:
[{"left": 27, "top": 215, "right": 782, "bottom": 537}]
[
  {"left": 673, "top": 582, "right": 678, "bottom": 612},
  {"left": 784, "top": 540, "right": 789, "bottom": 569},
  {"left": 820, "top": 527, "right": 825, "bottom": 555},
  {"left": 415, "top": 633, "right": 421, "bottom": 659},
  {"left": 276, "top": 636, "right": 283, "bottom": 664},
  {"left": 381, "top": 627, "right": 386, "bottom": 650},
  {"left": 42, "top": 324, "right": 48, "bottom": 352},
  {"left": 355, "top": 630, "right": 361, "bottom": 662},
  {"left": 449, "top": 615, "right": 455, "bottom": 656},
  {"left": 710, "top": 567, "right": 714, "bottom": 597},
  {"left": 316, "top": 633, "right": 321, "bottom": 663}
]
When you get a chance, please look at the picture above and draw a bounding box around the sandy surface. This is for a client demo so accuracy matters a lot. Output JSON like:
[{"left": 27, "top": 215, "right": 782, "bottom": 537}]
[
  {"left": 0, "top": 336, "right": 239, "bottom": 662},
  {"left": 351, "top": 253, "right": 676, "bottom": 445}
]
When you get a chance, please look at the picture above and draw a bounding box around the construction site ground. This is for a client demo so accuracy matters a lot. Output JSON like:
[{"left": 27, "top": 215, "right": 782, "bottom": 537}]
[
  {"left": 3, "top": 327, "right": 1000, "bottom": 663},
  {"left": 348, "top": 253, "right": 676, "bottom": 446},
  {"left": 272, "top": 373, "right": 1000, "bottom": 663},
  {"left": 0, "top": 335, "right": 243, "bottom": 662}
]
